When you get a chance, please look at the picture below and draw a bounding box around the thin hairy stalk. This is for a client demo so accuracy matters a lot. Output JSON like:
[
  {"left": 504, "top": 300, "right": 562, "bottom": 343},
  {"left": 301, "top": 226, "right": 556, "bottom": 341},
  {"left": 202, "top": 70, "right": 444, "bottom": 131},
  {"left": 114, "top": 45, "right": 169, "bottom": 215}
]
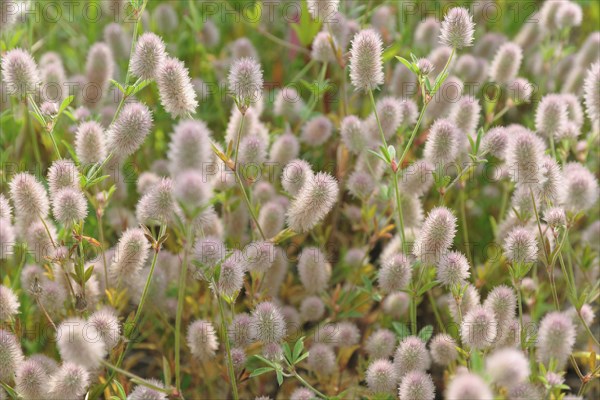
[
  {"left": 100, "top": 360, "right": 172, "bottom": 394},
  {"left": 397, "top": 48, "right": 455, "bottom": 170},
  {"left": 175, "top": 223, "right": 194, "bottom": 392},
  {"left": 427, "top": 290, "right": 445, "bottom": 332},
  {"left": 35, "top": 295, "right": 57, "bottom": 331},
  {"left": 216, "top": 292, "right": 239, "bottom": 400},
  {"left": 459, "top": 190, "right": 473, "bottom": 267},
  {"left": 28, "top": 94, "right": 61, "bottom": 159},
  {"left": 391, "top": 172, "right": 406, "bottom": 249},
  {"left": 131, "top": 224, "right": 166, "bottom": 328},
  {"left": 290, "top": 59, "right": 316, "bottom": 85},
  {"left": 231, "top": 110, "right": 267, "bottom": 240},
  {"left": 24, "top": 101, "right": 42, "bottom": 165},
  {"left": 96, "top": 209, "right": 110, "bottom": 290},
  {"left": 513, "top": 273, "right": 525, "bottom": 350},
  {"left": 290, "top": 369, "right": 328, "bottom": 399},
  {"left": 367, "top": 88, "right": 388, "bottom": 149}
]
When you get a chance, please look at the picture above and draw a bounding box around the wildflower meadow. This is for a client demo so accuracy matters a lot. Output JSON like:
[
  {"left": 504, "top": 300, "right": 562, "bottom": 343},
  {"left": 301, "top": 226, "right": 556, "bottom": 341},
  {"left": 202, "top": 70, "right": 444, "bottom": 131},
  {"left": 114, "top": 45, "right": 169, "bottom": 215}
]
[{"left": 0, "top": 0, "right": 599, "bottom": 399}]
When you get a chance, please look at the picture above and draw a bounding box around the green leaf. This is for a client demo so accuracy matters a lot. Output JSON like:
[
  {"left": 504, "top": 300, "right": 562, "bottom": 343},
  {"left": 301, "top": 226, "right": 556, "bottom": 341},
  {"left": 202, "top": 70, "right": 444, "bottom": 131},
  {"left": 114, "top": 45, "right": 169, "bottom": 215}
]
[
  {"left": 282, "top": 342, "right": 292, "bottom": 364},
  {"left": 84, "top": 265, "right": 94, "bottom": 282},
  {"left": 292, "top": 337, "right": 305, "bottom": 364},
  {"left": 249, "top": 367, "right": 274, "bottom": 378},
  {"left": 295, "top": 351, "right": 309, "bottom": 364},
  {"left": 129, "top": 79, "right": 152, "bottom": 96},
  {"left": 110, "top": 79, "right": 126, "bottom": 94},
  {"left": 113, "top": 380, "right": 127, "bottom": 400},
  {"left": 276, "top": 368, "right": 284, "bottom": 386},
  {"left": 58, "top": 95, "right": 74, "bottom": 115},
  {"left": 162, "top": 355, "right": 172, "bottom": 387},
  {"left": 418, "top": 325, "right": 434, "bottom": 342},
  {"left": 395, "top": 56, "right": 414, "bottom": 73},
  {"left": 392, "top": 322, "right": 410, "bottom": 339},
  {"left": 290, "top": 0, "right": 322, "bottom": 46},
  {"left": 417, "top": 280, "right": 439, "bottom": 296}
]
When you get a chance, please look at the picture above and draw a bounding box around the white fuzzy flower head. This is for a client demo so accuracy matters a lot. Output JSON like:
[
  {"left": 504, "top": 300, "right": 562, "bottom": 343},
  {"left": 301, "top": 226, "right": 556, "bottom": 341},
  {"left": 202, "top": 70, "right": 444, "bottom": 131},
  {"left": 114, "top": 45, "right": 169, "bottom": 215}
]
[
  {"left": 393, "top": 336, "right": 431, "bottom": 377},
  {"left": 544, "top": 207, "right": 567, "bottom": 228},
  {"left": 311, "top": 31, "right": 336, "bottom": 63},
  {"left": 437, "top": 251, "right": 470, "bottom": 287},
  {"left": 109, "top": 228, "right": 151, "bottom": 284},
  {"left": 56, "top": 318, "right": 107, "bottom": 369},
  {"left": 75, "top": 121, "right": 106, "bottom": 165},
  {"left": 505, "top": 128, "right": 546, "bottom": 188},
  {"left": 378, "top": 253, "right": 412, "bottom": 293},
  {"left": 536, "top": 94, "right": 568, "bottom": 139},
  {"left": 563, "top": 162, "right": 599, "bottom": 212},
  {"left": 300, "top": 296, "right": 325, "bottom": 322},
  {"left": 270, "top": 131, "right": 300, "bottom": 164},
  {"left": 48, "top": 362, "right": 89, "bottom": 399},
  {"left": 460, "top": 305, "right": 497, "bottom": 350},
  {"left": 47, "top": 159, "right": 79, "bottom": 197},
  {"left": 157, "top": 57, "right": 198, "bottom": 118},
  {"left": 187, "top": 319, "right": 219, "bottom": 361},
  {"left": 446, "top": 372, "right": 493, "bottom": 400},
  {"left": 439, "top": 7, "right": 475, "bottom": 49},
  {"left": 398, "top": 371, "right": 436, "bottom": 400},
  {"left": 88, "top": 308, "right": 121, "bottom": 351},
  {"left": 297, "top": 247, "right": 331, "bottom": 294},
  {"left": 9, "top": 172, "right": 50, "bottom": 219},
  {"left": 413, "top": 206, "right": 457, "bottom": 265},
  {"left": 15, "top": 358, "right": 48, "bottom": 399},
  {"left": 423, "top": 119, "right": 460, "bottom": 167},
  {"left": 340, "top": 116, "right": 368, "bottom": 154},
  {"left": 106, "top": 102, "right": 153, "bottom": 159},
  {"left": 287, "top": 172, "right": 339, "bottom": 233},
  {"left": 128, "top": 379, "right": 167, "bottom": 400},
  {"left": 1, "top": 48, "right": 40, "bottom": 97},
  {"left": 489, "top": 42, "right": 523, "bottom": 84},
  {"left": 307, "top": 343, "right": 336, "bottom": 375},
  {"left": 167, "top": 119, "right": 213, "bottom": 174},
  {"left": 301, "top": 115, "right": 333, "bottom": 146},
  {"left": 485, "top": 348, "right": 530, "bottom": 389},
  {"left": 583, "top": 62, "right": 600, "bottom": 125},
  {"left": 508, "top": 78, "right": 533, "bottom": 104},
  {"left": 483, "top": 285, "right": 517, "bottom": 323},
  {"left": 52, "top": 188, "right": 88, "bottom": 225},
  {"left": 536, "top": 311, "right": 576, "bottom": 368},
  {"left": 228, "top": 57, "right": 263, "bottom": 109},
  {"left": 0, "top": 285, "right": 20, "bottom": 321},
  {"left": 504, "top": 227, "right": 538, "bottom": 264},
  {"left": 365, "top": 329, "right": 396, "bottom": 359},
  {"left": 136, "top": 178, "right": 177, "bottom": 226},
  {"left": 366, "top": 359, "right": 398, "bottom": 395},
  {"left": 130, "top": 32, "right": 166, "bottom": 81},
  {"left": 0, "top": 329, "right": 24, "bottom": 383},
  {"left": 252, "top": 301, "right": 286, "bottom": 343},
  {"left": 84, "top": 43, "right": 114, "bottom": 107},
  {"left": 555, "top": 1, "right": 582, "bottom": 29},
  {"left": 429, "top": 333, "right": 458, "bottom": 366},
  {"left": 349, "top": 29, "right": 384, "bottom": 91}
]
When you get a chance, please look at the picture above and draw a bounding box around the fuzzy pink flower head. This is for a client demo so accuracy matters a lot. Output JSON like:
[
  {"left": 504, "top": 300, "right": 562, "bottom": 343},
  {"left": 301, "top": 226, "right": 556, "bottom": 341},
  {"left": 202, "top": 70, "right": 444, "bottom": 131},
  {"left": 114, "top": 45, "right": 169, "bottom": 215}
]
[
  {"left": 287, "top": 172, "right": 339, "bottom": 233},
  {"left": 349, "top": 29, "right": 384, "bottom": 91},
  {"left": 1, "top": 48, "right": 40, "bottom": 97},
  {"left": 413, "top": 206, "right": 457, "bottom": 265},
  {"left": 398, "top": 371, "right": 435, "bottom": 400},
  {"left": 228, "top": 57, "right": 263, "bottom": 107},
  {"left": 157, "top": 57, "right": 198, "bottom": 118},
  {"left": 393, "top": 336, "right": 431, "bottom": 377},
  {"left": 366, "top": 359, "right": 398, "bottom": 395},
  {"left": 439, "top": 7, "right": 475, "bottom": 49}
]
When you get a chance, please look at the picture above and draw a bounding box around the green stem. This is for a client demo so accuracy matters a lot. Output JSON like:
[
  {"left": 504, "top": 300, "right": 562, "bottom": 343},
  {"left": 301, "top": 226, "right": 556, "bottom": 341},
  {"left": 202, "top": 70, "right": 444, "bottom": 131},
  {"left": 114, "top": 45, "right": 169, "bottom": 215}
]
[
  {"left": 216, "top": 293, "right": 239, "bottom": 400},
  {"left": 513, "top": 274, "right": 525, "bottom": 350},
  {"left": 459, "top": 190, "right": 473, "bottom": 267},
  {"left": 231, "top": 111, "right": 267, "bottom": 240},
  {"left": 97, "top": 209, "right": 110, "bottom": 291},
  {"left": 367, "top": 88, "right": 388, "bottom": 149},
  {"left": 131, "top": 224, "right": 166, "bottom": 329},
  {"left": 427, "top": 290, "right": 445, "bottom": 332},
  {"left": 391, "top": 172, "right": 406, "bottom": 249},
  {"left": 175, "top": 223, "right": 194, "bottom": 392},
  {"left": 100, "top": 360, "right": 172, "bottom": 394},
  {"left": 292, "top": 370, "right": 328, "bottom": 399}
]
